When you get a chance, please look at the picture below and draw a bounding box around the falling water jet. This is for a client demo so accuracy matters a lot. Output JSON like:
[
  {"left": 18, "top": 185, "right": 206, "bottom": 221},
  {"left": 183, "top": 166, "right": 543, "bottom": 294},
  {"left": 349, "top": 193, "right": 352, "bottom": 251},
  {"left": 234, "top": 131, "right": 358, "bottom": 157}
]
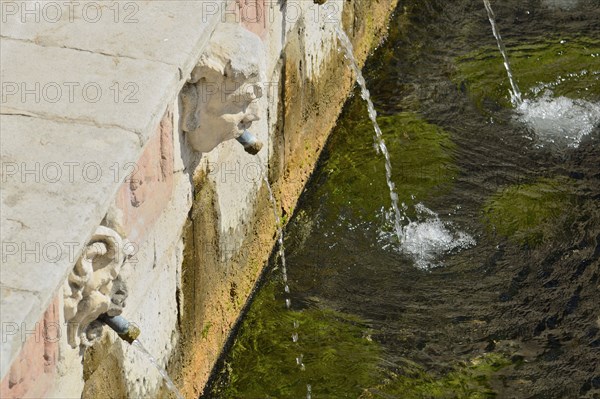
[
  {"left": 483, "top": 0, "right": 523, "bottom": 107},
  {"left": 329, "top": 18, "right": 478, "bottom": 267},
  {"left": 331, "top": 23, "right": 406, "bottom": 243},
  {"left": 131, "top": 340, "right": 185, "bottom": 399},
  {"left": 261, "top": 165, "right": 310, "bottom": 397},
  {"left": 99, "top": 315, "right": 184, "bottom": 399},
  {"left": 261, "top": 169, "right": 291, "bottom": 311},
  {"left": 482, "top": 1, "right": 599, "bottom": 148}
]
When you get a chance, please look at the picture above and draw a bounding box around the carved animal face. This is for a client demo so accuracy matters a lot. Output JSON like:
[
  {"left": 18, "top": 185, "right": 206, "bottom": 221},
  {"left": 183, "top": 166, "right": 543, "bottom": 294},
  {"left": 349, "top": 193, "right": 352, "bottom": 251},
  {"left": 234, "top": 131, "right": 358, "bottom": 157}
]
[{"left": 180, "top": 24, "right": 266, "bottom": 153}]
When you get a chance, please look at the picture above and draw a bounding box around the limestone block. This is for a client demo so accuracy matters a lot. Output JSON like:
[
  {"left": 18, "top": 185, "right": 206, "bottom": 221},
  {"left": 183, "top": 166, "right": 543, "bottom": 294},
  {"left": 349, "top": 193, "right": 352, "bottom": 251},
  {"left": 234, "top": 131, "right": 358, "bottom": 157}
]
[
  {"left": 0, "top": 1, "right": 220, "bottom": 76},
  {"left": 0, "top": 298, "right": 59, "bottom": 399},
  {"left": 119, "top": 243, "right": 181, "bottom": 399},
  {"left": 63, "top": 226, "right": 132, "bottom": 348},
  {"left": 0, "top": 114, "right": 140, "bottom": 379},
  {"left": 180, "top": 23, "right": 266, "bottom": 153},
  {"left": 1, "top": 38, "right": 178, "bottom": 140},
  {"left": 240, "top": 0, "right": 268, "bottom": 39},
  {"left": 107, "top": 109, "right": 175, "bottom": 244}
]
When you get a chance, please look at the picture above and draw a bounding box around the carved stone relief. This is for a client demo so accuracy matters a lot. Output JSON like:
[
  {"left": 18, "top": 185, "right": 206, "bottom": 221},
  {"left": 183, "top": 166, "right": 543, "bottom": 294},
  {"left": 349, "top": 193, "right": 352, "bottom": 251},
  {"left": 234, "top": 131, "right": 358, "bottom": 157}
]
[
  {"left": 63, "top": 226, "right": 131, "bottom": 348},
  {"left": 180, "top": 23, "right": 266, "bottom": 153}
]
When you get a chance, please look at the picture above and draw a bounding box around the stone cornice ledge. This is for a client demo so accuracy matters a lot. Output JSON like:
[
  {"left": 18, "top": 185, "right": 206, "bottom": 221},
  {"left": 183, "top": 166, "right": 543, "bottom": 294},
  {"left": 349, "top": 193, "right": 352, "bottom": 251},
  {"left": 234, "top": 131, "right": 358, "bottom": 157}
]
[{"left": 0, "top": 1, "right": 223, "bottom": 379}]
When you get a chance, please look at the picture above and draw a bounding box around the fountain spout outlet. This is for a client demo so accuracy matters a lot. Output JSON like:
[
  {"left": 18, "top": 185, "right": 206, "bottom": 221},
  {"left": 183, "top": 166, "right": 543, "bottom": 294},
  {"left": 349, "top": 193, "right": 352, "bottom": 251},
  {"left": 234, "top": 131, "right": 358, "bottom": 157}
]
[
  {"left": 236, "top": 130, "right": 263, "bottom": 155},
  {"left": 99, "top": 314, "right": 141, "bottom": 344}
]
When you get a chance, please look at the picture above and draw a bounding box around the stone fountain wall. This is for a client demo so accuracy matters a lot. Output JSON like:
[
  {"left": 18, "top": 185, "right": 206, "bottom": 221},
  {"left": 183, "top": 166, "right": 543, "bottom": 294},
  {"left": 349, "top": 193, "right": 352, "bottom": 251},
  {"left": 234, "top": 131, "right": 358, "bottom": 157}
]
[{"left": 0, "top": 0, "right": 397, "bottom": 398}]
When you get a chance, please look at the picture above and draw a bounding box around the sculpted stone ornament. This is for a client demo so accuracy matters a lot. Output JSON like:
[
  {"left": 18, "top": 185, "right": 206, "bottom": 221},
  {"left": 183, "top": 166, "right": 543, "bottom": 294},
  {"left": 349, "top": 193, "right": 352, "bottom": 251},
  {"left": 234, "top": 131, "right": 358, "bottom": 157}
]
[
  {"left": 180, "top": 23, "right": 266, "bottom": 153},
  {"left": 63, "top": 226, "right": 132, "bottom": 348}
]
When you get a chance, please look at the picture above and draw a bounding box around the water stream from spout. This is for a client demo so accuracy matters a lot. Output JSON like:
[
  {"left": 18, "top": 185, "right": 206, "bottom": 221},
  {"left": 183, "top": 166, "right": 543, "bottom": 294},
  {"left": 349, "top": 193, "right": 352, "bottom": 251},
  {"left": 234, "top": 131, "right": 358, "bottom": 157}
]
[
  {"left": 332, "top": 22, "right": 477, "bottom": 267},
  {"left": 332, "top": 24, "right": 405, "bottom": 243},
  {"left": 261, "top": 167, "right": 310, "bottom": 397},
  {"left": 483, "top": 0, "right": 523, "bottom": 106},
  {"left": 131, "top": 339, "right": 184, "bottom": 399}
]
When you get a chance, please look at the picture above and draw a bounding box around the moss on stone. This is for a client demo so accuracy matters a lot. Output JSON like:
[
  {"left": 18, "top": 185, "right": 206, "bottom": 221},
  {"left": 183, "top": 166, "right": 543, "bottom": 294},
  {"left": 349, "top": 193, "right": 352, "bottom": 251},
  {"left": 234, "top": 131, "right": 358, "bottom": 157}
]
[
  {"left": 483, "top": 177, "right": 574, "bottom": 246},
  {"left": 454, "top": 36, "right": 600, "bottom": 109},
  {"left": 212, "top": 275, "right": 514, "bottom": 398},
  {"left": 212, "top": 279, "right": 381, "bottom": 398},
  {"left": 213, "top": 276, "right": 511, "bottom": 398},
  {"left": 360, "top": 353, "right": 511, "bottom": 399},
  {"left": 200, "top": 322, "right": 212, "bottom": 340},
  {"left": 319, "top": 105, "right": 457, "bottom": 221}
]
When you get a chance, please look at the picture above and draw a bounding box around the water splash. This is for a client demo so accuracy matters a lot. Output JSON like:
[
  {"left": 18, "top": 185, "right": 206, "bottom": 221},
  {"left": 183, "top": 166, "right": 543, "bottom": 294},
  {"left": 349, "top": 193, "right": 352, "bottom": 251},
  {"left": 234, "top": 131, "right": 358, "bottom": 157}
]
[
  {"left": 528, "top": 69, "right": 597, "bottom": 96},
  {"left": 482, "top": 2, "right": 598, "bottom": 144},
  {"left": 516, "top": 90, "right": 600, "bottom": 148},
  {"left": 380, "top": 204, "right": 476, "bottom": 270},
  {"left": 332, "top": 21, "right": 477, "bottom": 268},
  {"left": 332, "top": 23, "right": 406, "bottom": 243},
  {"left": 483, "top": 0, "right": 523, "bottom": 107},
  {"left": 400, "top": 204, "right": 476, "bottom": 270},
  {"left": 131, "top": 339, "right": 184, "bottom": 399}
]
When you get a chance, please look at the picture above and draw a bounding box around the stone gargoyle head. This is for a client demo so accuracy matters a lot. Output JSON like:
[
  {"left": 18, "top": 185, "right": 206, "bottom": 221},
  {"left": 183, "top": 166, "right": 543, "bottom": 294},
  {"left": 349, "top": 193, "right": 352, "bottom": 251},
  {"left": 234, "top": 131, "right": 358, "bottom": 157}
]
[{"left": 180, "top": 23, "right": 266, "bottom": 153}]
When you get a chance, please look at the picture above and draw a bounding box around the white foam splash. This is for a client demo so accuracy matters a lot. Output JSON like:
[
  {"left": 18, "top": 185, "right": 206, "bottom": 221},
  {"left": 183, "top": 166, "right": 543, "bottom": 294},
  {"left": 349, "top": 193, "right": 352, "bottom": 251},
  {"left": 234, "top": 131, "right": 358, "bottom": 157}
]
[
  {"left": 516, "top": 90, "right": 600, "bottom": 148},
  {"left": 528, "top": 70, "right": 597, "bottom": 96},
  {"left": 380, "top": 203, "right": 475, "bottom": 270}
]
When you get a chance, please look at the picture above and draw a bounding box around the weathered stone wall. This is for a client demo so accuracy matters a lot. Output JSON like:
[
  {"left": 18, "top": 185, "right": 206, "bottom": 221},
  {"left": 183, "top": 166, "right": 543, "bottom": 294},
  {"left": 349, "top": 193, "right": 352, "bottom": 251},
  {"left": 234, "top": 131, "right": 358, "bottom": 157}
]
[
  {"left": 0, "top": 299, "right": 59, "bottom": 399},
  {"left": 0, "top": 1, "right": 397, "bottom": 398},
  {"left": 175, "top": 1, "right": 398, "bottom": 397}
]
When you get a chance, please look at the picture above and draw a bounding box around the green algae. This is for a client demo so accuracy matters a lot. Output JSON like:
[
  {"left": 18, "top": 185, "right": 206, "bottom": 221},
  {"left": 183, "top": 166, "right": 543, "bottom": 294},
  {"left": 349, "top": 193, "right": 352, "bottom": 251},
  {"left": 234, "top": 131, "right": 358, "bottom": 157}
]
[
  {"left": 361, "top": 353, "right": 511, "bottom": 399},
  {"left": 483, "top": 177, "right": 575, "bottom": 246},
  {"left": 212, "top": 276, "right": 512, "bottom": 398},
  {"left": 318, "top": 103, "right": 457, "bottom": 221},
  {"left": 200, "top": 322, "right": 212, "bottom": 340},
  {"left": 212, "top": 279, "right": 382, "bottom": 398},
  {"left": 454, "top": 36, "right": 600, "bottom": 109}
]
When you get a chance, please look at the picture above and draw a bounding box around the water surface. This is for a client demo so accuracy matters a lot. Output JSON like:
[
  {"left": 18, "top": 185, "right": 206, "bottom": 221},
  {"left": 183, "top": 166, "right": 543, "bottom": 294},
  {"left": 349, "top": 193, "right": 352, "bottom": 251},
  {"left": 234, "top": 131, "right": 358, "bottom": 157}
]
[{"left": 207, "top": 0, "right": 600, "bottom": 397}]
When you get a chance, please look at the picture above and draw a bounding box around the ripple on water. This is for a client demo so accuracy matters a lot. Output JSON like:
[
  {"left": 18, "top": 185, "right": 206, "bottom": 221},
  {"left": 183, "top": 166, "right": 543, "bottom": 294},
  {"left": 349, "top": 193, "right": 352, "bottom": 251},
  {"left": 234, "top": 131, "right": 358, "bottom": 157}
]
[
  {"left": 541, "top": 0, "right": 580, "bottom": 11},
  {"left": 516, "top": 90, "right": 600, "bottom": 148}
]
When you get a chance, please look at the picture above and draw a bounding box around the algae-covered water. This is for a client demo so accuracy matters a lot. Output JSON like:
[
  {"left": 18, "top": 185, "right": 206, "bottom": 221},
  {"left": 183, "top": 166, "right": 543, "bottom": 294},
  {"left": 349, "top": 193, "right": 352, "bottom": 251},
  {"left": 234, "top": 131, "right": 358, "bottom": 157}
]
[{"left": 206, "top": 0, "right": 600, "bottom": 398}]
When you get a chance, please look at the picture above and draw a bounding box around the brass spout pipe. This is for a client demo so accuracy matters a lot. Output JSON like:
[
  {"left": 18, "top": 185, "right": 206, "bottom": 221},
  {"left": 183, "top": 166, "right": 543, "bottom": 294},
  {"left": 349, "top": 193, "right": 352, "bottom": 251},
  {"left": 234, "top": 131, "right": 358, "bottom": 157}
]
[
  {"left": 236, "top": 130, "right": 263, "bottom": 155},
  {"left": 98, "top": 314, "right": 141, "bottom": 344}
]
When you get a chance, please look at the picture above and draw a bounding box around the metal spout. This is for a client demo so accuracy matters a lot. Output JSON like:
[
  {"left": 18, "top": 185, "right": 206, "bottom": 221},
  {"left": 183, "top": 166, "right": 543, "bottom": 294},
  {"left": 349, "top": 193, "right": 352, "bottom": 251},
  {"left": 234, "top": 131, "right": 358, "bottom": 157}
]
[
  {"left": 99, "top": 314, "right": 140, "bottom": 344},
  {"left": 236, "top": 130, "right": 263, "bottom": 155}
]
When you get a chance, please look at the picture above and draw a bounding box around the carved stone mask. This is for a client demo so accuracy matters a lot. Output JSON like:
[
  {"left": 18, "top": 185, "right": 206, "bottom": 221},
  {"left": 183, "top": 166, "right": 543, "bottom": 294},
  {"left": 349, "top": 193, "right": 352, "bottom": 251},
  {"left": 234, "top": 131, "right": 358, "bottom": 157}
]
[
  {"left": 180, "top": 23, "right": 266, "bottom": 153},
  {"left": 63, "top": 226, "right": 130, "bottom": 348}
]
